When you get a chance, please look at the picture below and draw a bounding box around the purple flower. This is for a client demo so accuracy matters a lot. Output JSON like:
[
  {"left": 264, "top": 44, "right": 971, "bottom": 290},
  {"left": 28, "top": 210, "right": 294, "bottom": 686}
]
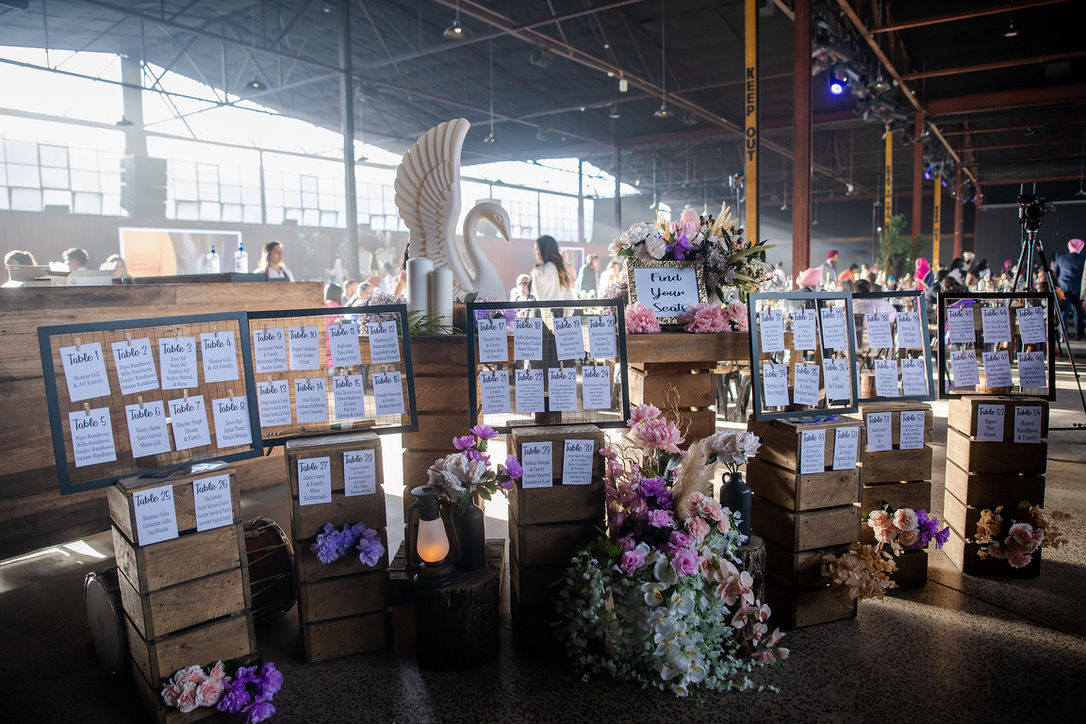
[
  {"left": 640, "top": 477, "right": 666, "bottom": 497},
  {"left": 617, "top": 536, "right": 636, "bottom": 552},
  {"left": 453, "top": 435, "right": 475, "bottom": 451},
  {"left": 655, "top": 488, "right": 674, "bottom": 510},
  {"left": 668, "top": 530, "right": 692, "bottom": 552},
  {"left": 620, "top": 547, "right": 647, "bottom": 575},
  {"left": 470, "top": 424, "right": 497, "bottom": 440},
  {"left": 464, "top": 449, "right": 488, "bottom": 463},
  {"left": 217, "top": 679, "right": 252, "bottom": 714},
  {"left": 669, "top": 233, "right": 692, "bottom": 261},
  {"left": 499, "top": 478, "right": 514, "bottom": 491},
  {"left": 357, "top": 528, "right": 385, "bottom": 568},
  {"left": 934, "top": 525, "right": 950, "bottom": 548},
  {"left": 672, "top": 547, "right": 699, "bottom": 576},
  {"left": 647, "top": 509, "right": 673, "bottom": 529},
  {"left": 244, "top": 701, "right": 276, "bottom": 724},
  {"left": 503, "top": 455, "right": 523, "bottom": 480},
  {"left": 256, "top": 662, "right": 283, "bottom": 701},
  {"left": 311, "top": 524, "right": 346, "bottom": 564}
]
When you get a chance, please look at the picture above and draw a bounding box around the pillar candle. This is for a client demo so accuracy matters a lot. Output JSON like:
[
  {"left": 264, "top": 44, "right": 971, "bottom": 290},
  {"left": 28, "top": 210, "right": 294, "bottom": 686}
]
[
  {"left": 429, "top": 268, "right": 454, "bottom": 334},
  {"left": 406, "top": 257, "right": 433, "bottom": 317}
]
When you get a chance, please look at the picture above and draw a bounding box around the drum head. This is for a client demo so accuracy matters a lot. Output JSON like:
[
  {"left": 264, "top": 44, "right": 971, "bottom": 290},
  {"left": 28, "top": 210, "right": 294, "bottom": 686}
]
[{"left": 84, "top": 569, "right": 127, "bottom": 676}]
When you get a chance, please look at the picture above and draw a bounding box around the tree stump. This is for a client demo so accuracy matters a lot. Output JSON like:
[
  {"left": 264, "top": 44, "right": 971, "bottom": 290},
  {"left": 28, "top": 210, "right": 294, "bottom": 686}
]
[
  {"left": 413, "top": 566, "right": 499, "bottom": 670},
  {"left": 736, "top": 533, "right": 767, "bottom": 604}
]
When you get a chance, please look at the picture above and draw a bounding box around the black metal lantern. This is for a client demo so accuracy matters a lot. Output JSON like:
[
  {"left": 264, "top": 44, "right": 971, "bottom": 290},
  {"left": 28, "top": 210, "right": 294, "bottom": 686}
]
[{"left": 407, "top": 484, "right": 459, "bottom": 589}]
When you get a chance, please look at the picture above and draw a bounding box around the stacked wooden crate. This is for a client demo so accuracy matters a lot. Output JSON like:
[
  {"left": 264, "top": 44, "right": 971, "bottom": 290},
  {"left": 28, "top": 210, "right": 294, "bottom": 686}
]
[
  {"left": 747, "top": 416, "right": 863, "bottom": 629},
  {"left": 853, "top": 401, "right": 934, "bottom": 587},
  {"left": 943, "top": 397, "right": 1048, "bottom": 577},
  {"left": 286, "top": 432, "right": 390, "bottom": 661},
  {"left": 107, "top": 464, "right": 255, "bottom": 722},
  {"left": 506, "top": 425, "right": 606, "bottom": 641}
]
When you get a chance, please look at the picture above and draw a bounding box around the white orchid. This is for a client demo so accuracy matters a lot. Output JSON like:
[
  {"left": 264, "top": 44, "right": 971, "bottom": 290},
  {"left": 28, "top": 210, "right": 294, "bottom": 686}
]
[
  {"left": 641, "top": 581, "right": 667, "bottom": 607},
  {"left": 653, "top": 557, "right": 678, "bottom": 585}
]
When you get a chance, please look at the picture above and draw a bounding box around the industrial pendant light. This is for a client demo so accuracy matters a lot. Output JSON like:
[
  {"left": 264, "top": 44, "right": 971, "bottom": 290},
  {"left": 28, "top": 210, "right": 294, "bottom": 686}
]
[
  {"left": 653, "top": 0, "right": 672, "bottom": 118},
  {"left": 483, "top": 39, "right": 496, "bottom": 143},
  {"left": 1077, "top": 152, "right": 1086, "bottom": 197},
  {"left": 444, "top": 1, "right": 472, "bottom": 40},
  {"left": 1003, "top": 18, "right": 1019, "bottom": 38}
]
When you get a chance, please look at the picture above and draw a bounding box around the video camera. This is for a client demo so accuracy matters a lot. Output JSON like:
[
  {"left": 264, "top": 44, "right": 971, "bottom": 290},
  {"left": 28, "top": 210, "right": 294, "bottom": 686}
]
[{"left": 1017, "top": 192, "right": 1054, "bottom": 232}]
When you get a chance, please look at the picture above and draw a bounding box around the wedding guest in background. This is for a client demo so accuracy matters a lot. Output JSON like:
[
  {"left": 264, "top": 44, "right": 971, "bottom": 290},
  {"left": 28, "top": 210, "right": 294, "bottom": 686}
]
[
  {"left": 100, "top": 253, "right": 129, "bottom": 279},
  {"left": 342, "top": 279, "right": 359, "bottom": 305},
  {"left": 576, "top": 254, "right": 600, "bottom": 298},
  {"left": 796, "top": 267, "right": 822, "bottom": 292},
  {"left": 256, "top": 241, "right": 295, "bottom": 281},
  {"left": 63, "top": 247, "right": 89, "bottom": 271},
  {"left": 510, "top": 273, "right": 534, "bottom": 303},
  {"left": 4, "top": 249, "right": 37, "bottom": 287},
  {"left": 1054, "top": 238, "right": 1085, "bottom": 340},
  {"left": 820, "top": 250, "right": 839, "bottom": 285}
]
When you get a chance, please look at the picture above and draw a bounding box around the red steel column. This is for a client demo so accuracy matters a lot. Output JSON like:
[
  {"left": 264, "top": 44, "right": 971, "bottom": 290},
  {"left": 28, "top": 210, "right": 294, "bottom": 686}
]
[
  {"left": 791, "top": 0, "right": 812, "bottom": 276},
  {"left": 912, "top": 111, "right": 924, "bottom": 237},
  {"left": 953, "top": 166, "right": 964, "bottom": 258}
]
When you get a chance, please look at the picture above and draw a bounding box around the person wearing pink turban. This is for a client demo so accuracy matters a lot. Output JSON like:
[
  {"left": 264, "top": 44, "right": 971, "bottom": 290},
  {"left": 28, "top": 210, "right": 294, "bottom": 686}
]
[
  {"left": 914, "top": 257, "right": 933, "bottom": 291},
  {"left": 796, "top": 267, "right": 822, "bottom": 291},
  {"left": 1054, "top": 239, "right": 1085, "bottom": 339}
]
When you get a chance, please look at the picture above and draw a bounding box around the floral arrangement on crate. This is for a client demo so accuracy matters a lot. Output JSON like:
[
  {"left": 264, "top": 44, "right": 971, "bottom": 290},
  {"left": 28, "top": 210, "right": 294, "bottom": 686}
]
[
  {"left": 427, "top": 424, "right": 522, "bottom": 509},
  {"left": 625, "top": 300, "right": 748, "bottom": 335},
  {"left": 357, "top": 291, "right": 406, "bottom": 324},
  {"left": 555, "top": 405, "right": 785, "bottom": 697},
  {"left": 822, "top": 505, "right": 949, "bottom": 601},
  {"left": 610, "top": 205, "right": 773, "bottom": 299},
  {"left": 311, "top": 521, "right": 385, "bottom": 566},
  {"left": 974, "top": 501, "right": 1069, "bottom": 568},
  {"left": 161, "top": 660, "right": 282, "bottom": 723}
]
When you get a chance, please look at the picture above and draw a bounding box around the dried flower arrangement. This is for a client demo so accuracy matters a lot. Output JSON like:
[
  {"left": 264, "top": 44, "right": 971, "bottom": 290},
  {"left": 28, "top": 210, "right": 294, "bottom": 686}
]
[{"left": 974, "top": 501, "right": 1070, "bottom": 568}]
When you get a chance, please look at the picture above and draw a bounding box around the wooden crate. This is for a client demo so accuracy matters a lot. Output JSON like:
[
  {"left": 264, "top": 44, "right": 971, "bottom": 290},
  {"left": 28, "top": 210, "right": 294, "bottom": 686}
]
[
  {"left": 301, "top": 610, "right": 391, "bottom": 662},
  {"left": 507, "top": 481, "right": 604, "bottom": 526},
  {"left": 284, "top": 432, "right": 383, "bottom": 497},
  {"left": 507, "top": 425, "right": 608, "bottom": 483},
  {"left": 752, "top": 495, "right": 860, "bottom": 551},
  {"left": 764, "top": 539, "right": 849, "bottom": 590},
  {"left": 126, "top": 611, "right": 256, "bottom": 687},
  {"left": 748, "top": 416, "right": 864, "bottom": 473},
  {"left": 943, "top": 526, "right": 1041, "bottom": 578},
  {"left": 947, "top": 396, "right": 1049, "bottom": 439},
  {"left": 402, "top": 411, "right": 471, "bottom": 450},
  {"left": 295, "top": 526, "right": 389, "bottom": 584},
  {"left": 891, "top": 549, "right": 928, "bottom": 588},
  {"left": 298, "top": 571, "right": 388, "bottom": 622},
  {"left": 859, "top": 446, "right": 933, "bottom": 484},
  {"left": 853, "top": 401, "right": 934, "bottom": 449},
  {"left": 860, "top": 480, "right": 932, "bottom": 544},
  {"left": 765, "top": 580, "right": 856, "bottom": 630},
  {"left": 510, "top": 552, "right": 567, "bottom": 611},
  {"left": 946, "top": 428, "right": 1047, "bottom": 475},
  {"left": 107, "top": 465, "right": 241, "bottom": 543},
  {"left": 670, "top": 408, "right": 716, "bottom": 443},
  {"left": 508, "top": 515, "right": 599, "bottom": 567},
  {"left": 943, "top": 460, "right": 1045, "bottom": 509},
  {"left": 111, "top": 523, "right": 243, "bottom": 595},
  {"left": 119, "top": 566, "right": 250, "bottom": 640},
  {"left": 746, "top": 457, "right": 860, "bottom": 512},
  {"left": 629, "top": 365, "right": 715, "bottom": 408}
]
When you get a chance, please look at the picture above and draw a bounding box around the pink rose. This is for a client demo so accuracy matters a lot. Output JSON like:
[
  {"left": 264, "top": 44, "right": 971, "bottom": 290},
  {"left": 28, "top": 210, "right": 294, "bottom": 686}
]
[
  {"left": 1007, "top": 550, "right": 1033, "bottom": 568},
  {"left": 893, "top": 508, "right": 919, "bottom": 532},
  {"left": 195, "top": 677, "right": 224, "bottom": 708},
  {"left": 669, "top": 530, "right": 692, "bottom": 551},
  {"left": 898, "top": 528, "right": 920, "bottom": 548},
  {"left": 647, "top": 508, "right": 673, "bottom": 528},
  {"left": 628, "top": 403, "right": 662, "bottom": 425},
  {"left": 685, "top": 516, "right": 710, "bottom": 541},
  {"left": 176, "top": 682, "right": 199, "bottom": 713},
  {"left": 617, "top": 535, "right": 636, "bottom": 552},
  {"left": 620, "top": 547, "right": 647, "bottom": 575},
  {"left": 672, "top": 547, "right": 699, "bottom": 576}
]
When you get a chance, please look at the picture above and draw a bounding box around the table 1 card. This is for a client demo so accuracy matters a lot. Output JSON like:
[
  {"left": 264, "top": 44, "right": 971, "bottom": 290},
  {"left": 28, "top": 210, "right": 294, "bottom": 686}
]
[
  {"left": 124, "top": 401, "right": 171, "bottom": 458},
  {"left": 288, "top": 325, "right": 320, "bottom": 371},
  {"left": 513, "top": 318, "right": 543, "bottom": 360},
  {"left": 297, "top": 456, "right": 332, "bottom": 506},
  {"left": 582, "top": 365, "right": 612, "bottom": 410},
  {"left": 865, "top": 411, "right": 892, "bottom": 452},
  {"left": 865, "top": 312, "right": 894, "bottom": 350},
  {"left": 791, "top": 309, "right": 818, "bottom": 351},
  {"left": 111, "top": 338, "right": 159, "bottom": 395},
  {"left": 950, "top": 349, "right": 979, "bottom": 388},
  {"left": 1017, "top": 351, "right": 1047, "bottom": 388},
  {"left": 200, "top": 331, "right": 239, "bottom": 383},
  {"left": 761, "top": 363, "right": 789, "bottom": 407},
  {"left": 69, "top": 406, "right": 117, "bottom": 467},
  {"left": 799, "top": 429, "right": 825, "bottom": 474},
  {"left": 899, "top": 410, "right": 926, "bottom": 450},
  {"left": 327, "top": 321, "right": 363, "bottom": 367},
  {"left": 477, "top": 318, "right": 508, "bottom": 363},
  {"left": 823, "top": 358, "right": 850, "bottom": 401},
  {"left": 132, "top": 483, "right": 179, "bottom": 546},
  {"left": 480, "top": 369, "right": 511, "bottom": 415},
  {"left": 792, "top": 363, "right": 820, "bottom": 407},
  {"left": 256, "top": 379, "right": 292, "bottom": 427},
  {"left": 758, "top": 310, "right": 785, "bottom": 353},
  {"left": 900, "top": 357, "right": 929, "bottom": 397},
  {"left": 547, "top": 367, "right": 578, "bottom": 411},
  {"left": 366, "top": 320, "right": 401, "bottom": 364},
  {"left": 1016, "top": 306, "right": 1048, "bottom": 345},
  {"left": 168, "top": 395, "right": 212, "bottom": 451},
  {"left": 252, "top": 327, "right": 288, "bottom": 373},
  {"left": 832, "top": 426, "right": 859, "bottom": 470},
  {"left": 332, "top": 374, "right": 366, "bottom": 420},
  {"left": 553, "top": 317, "right": 585, "bottom": 360},
  {"left": 976, "top": 403, "right": 1005, "bottom": 442},
  {"left": 587, "top": 315, "right": 618, "bottom": 359},
  {"left": 159, "top": 337, "right": 198, "bottom": 390},
  {"left": 981, "top": 306, "right": 1012, "bottom": 345},
  {"left": 60, "top": 342, "right": 111, "bottom": 402},
  {"left": 820, "top": 308, "right": 848, "bottom": 351},
  {"left": 514, "top": 368, "right": 545, "bottom": 413},
  {"left": 562, "top": 439, "right": 595, "bottom": 485},
  {"left": 1013, "top": 406, "right": 1043, "bottom": 443},
  {"left": 947, "top": 306, "right": 976, "bottom": 345},
  {"left": 344, "top": 449, "right": 377, "bottom": 496},
  {"left": 294, "top": 378, "right": 329, "bottom": 423},
  {"left": 520, "top": 441, "right": 552, "bottom": 488},
  {"left": 212, "top": 396, "right": 252, "bottom": 449},
  {"left": 192, "top": 474, "right": 233, "bottom": 532},
  {"left": 372, "top": 371, "right": 406, "bottom": 416},
  {"left": 874, "top": 359, "right": 900, "bottom": 397},
  {"left": 895, "top": 312, "right": 925, "bottom": 350},
  {"left": 982, "top": 350, "right": 1012, "bottom": 389}
]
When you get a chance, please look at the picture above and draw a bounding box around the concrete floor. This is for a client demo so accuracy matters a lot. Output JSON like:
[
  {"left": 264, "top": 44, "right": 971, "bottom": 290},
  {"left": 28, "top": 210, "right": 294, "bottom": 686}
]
[{"left": 2, "top": 355, "right": 1084, "bottom": 722}]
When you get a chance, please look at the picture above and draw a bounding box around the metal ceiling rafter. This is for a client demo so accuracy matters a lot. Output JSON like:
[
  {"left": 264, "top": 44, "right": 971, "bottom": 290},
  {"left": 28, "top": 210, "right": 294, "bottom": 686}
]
[
  {"left": 902, "top": 49, "right": 1086, "bottom": 81},
  {"left": 871, "top": 0, "right": 1066, "bottom": 34}
]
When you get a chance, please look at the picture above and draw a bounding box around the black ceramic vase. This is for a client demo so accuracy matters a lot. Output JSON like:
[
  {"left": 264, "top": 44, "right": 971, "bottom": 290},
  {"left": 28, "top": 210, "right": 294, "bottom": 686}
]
[
  {"left": 720, "top": 471, "right": 752, "bottom": 540},
  {"left": 455, "top": 500, "right": 486, "bottom": 571}
]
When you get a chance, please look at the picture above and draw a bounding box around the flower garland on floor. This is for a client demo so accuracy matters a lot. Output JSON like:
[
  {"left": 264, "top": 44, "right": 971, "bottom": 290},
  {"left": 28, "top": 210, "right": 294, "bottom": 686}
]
[
  {"left": 427, "top": 425, "right": 522, "bottom": 509},
  {"left": 311, "top": 521, "right": 385, "bottom": 566},
  {"left": 555, "top": 405, "right": 785, "bottom": 697},
  {"left": 974, "top": 501, "right": 1069, "bottom": 568},
  {"left": 161, "top": 660, "right": 282, "bottom": 723}
]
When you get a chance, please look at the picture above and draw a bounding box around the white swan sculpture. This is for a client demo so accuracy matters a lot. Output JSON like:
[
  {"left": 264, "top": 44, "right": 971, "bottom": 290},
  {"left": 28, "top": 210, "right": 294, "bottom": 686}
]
[{"left": 393, "top": 118, "right": 512, "bottom": 300}]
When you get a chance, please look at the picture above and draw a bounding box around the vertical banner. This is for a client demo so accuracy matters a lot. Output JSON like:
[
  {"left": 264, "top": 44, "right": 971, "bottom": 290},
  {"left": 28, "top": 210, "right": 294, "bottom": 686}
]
[
  {"left": 883, "top": 127, "right": 893, "bottom": 231},
  {"left": 744, "top": 0, "right": 759, "bottom": 246},
  {"left": 933, "top": 176, "right": 942, "bottom": 268}
]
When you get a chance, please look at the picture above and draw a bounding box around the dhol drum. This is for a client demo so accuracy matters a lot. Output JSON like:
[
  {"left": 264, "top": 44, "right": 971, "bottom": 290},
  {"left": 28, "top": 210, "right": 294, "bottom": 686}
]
[
  {"left": 244, "top": 516, "right": 297, "bottom": 622},
  {"left": 83, "top": 567, "right": 127, "bottom": 675}
]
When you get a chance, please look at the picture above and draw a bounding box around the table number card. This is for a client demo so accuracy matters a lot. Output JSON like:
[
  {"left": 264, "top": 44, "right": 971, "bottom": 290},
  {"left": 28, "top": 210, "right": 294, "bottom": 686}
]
[
  {"left": 587, "top": 315, "right": 618, "bottom": 359},
  {"left": 823, "top": 358, "right": 850, "bottom": 401},
  {"left": 111, "top": 338, "right": 159, "bottom": 395},
  {"left": 899, "top": 410, "right": 926, "bottom": 450},
  {"left": 874, "top": 359, "right": 900, "bottom": 397},
  {"left": 947, "top": 306, "right": 976, "bottom": 345},
  {"left": 799, "top": 429, "right": 826, "bottom": 474},
  {"left": 513, "top": 318, "right": 543, "bottom": 360},
  {"left": 950, "top": 349, "right": 980, "bottom": 388},
  {"left": 901, "top": 357, "right": 928, "bottom": 396},
  {"left": 758, "top": 310, "right": 785, "bottom": 353},
  {"left": 761, "top": 363, "right": 789, "bottom": 407},
  {"left": 297, "top": 456, "right": 332, "bottom": 506},
  {"left": 982, "top": 350, "right": 1012, "bottom": 389},
  {"left": 476, "top": 318, "right": 509, "bottom": 363},
  {"left": 895, "top": 312, "right": 925, "bottom": 350},
  {"left": 547, "top": 367, "right": 578, "bottom": 411},
  {"left": 791, "top": 309, "right": 818, "bottom": 351},
  {"left": 819, "top": 308, "right": 848, "bottom": 350},
  {"left": 981, "top": 306, "right": 1012, "bottom": 345},
  {"left": 1016, "top": 306, "right": 1048, "bottom": 345},
  {"left": 200, "top": 331, "right": 239, "bottom": 383},
  {"left": 520, "top": 441, "right": 552, "bottom": 488},
  {"left": 132, "top": 483, "right": 178, "bottom": 546},
  {"left": 125, "top": 401, "right": 171, "bottom": 458},
  {"left": 365, "top": 320, "right": 401, "bottom": 364},
  {"left": 327, "top": 321, "right": 363, "bottom": 367},
  {"left": 192, "top": 474, "right": 233, "bottom": 532},
  {"left": 1017, "top": 351, "right": 1047, "bottom": 388},
  {"left": 372, "top": 371, "right": 406, "bottom": 416},
  {"left": 332, "top": 374, "right": 366, "bottom": 420},
  {"left": 793, "top": 363, "right": 821, "bottom": 407},
  {"left": 288, "top": 325, "right": 320, "bottom": 371},
  {"left": 582, "top": 365, "right": 612, "bottom": 410},
  {"left": 865, "top": 412, "right": 892, "bottom": 452},
  {"left": 256, "top": 379, "right": 292, "bottom": 427},
  {"left": 865, "top": 312, "right": 894, "bottom": 350},
  {"left": 553, "top": 317, "right": 585, "bottom": 360},
  {"left": 212, "top": 396, "right": 252, "bottom": 449},
  {"left": 976, "top": 403, "right": 1005, "bottom": 442},
  {"left": 159, "top": 337, "right": 198, "bottom": 390},
  {"left": 252, "top": 327, "right": 288, "bottom": 373},
  {"left": 343, "top": 450, "right": 377, "bottom": 497},
  {"left": 514, "top": 368, "right": 545, "bottom": 413},
  {"left": 832, "top": 426, "right": 859, "bottom": 471},
  {"left": 480, "top": 370, "right": 511, "bottom": 415},
  {"left": 1013, "top": 406, "right": 1042, "bottom": 444},
  {"left": 294, "top": 378, "right": 329, "bottom": 423},
  {"left": 69, "top": 407, "right": 117, "bottom": 467},
  {"left": 60, "top": 342, "right": 111, "bottom": 402},
  {"left": 562, "top": 439, "right": 595, "bottom": 485},
  {"left": 168, "top": 395, "right": 212, "bottom": 451}
]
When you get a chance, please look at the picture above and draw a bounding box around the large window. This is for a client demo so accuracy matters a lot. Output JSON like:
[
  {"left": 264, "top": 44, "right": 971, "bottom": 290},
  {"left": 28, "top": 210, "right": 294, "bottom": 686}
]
[{"left": 0, "top": 136, "right": 121, "bottom": 214}]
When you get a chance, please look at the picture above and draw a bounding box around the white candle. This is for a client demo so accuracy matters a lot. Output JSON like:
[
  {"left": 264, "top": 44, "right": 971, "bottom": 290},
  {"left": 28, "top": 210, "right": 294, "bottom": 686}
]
[
  {"left": 406, "top": 257, "right": 433, "bottom": 317},
  {"left": 429, "top": 268, "right": 454, "bottom": 334}
]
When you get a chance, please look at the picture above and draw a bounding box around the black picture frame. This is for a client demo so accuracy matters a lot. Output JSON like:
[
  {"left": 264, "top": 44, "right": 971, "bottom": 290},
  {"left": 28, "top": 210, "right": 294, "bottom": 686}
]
[{"left": 851, "top": 290, "right": 936, "bottom": 402}]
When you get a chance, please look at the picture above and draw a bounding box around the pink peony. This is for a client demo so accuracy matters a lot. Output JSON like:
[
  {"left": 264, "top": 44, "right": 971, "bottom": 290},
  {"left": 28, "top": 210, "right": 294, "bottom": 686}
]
[
  {"left": 176, "top": 682, "right": 199, "bottom": 713},
  {"left": 679, "top": 302, "right": 729, "bottom": 333},
  {"left": 627, "top": 403, "right": 661, "bottom": 425},
  {"left": 685, "top": 516, "right": 710, "bottom": 541},
  {"left": 620, "top": 547, "right": 647, "bottom": 575},
  {"left": 871, "top": 521, "right": 896, "bottom": 544},
  {"left": 161, "top": 684, "right": 181, "bottom": 708},
  {"left": 897, "top": 528, "right": 920, "bottom": 548},
  {"left": 868, "top": 510, "right": 891, "bottom": 529},
  {"left": 716, "top": 516, "right": 732, "bottom": 535},
  {"left": 628, "top": 418, "right": 685, "bottom": 454},
  {"left": 175, "top": 665, "right": 206, "bottom": 687},
  {"left": 672, "top": 547, "right": 699, "bottom": 576},
  {"left": 697, "top": 496, "right": 725, "bottom": 523},
  {"left": 724, "top": 300, "right": 748, "bottom": 324},
  {"left": 893, "top": 508, "right": 919, "bottom": 532},
  {"left": 195, "top": 677, "right": 224, "bottom": 708},
  {"left": 625, "top": 302, "right": 661, "bottom": 334}
]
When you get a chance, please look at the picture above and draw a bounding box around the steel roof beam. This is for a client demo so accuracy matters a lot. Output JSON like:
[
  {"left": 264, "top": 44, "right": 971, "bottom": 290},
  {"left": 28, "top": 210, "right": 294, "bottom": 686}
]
[
  {"left": 871, "top": 0, "right": 1065, "bottom": 34},
  {"left": 902, "top": 50, "right": 1086, "bottom": 81}
]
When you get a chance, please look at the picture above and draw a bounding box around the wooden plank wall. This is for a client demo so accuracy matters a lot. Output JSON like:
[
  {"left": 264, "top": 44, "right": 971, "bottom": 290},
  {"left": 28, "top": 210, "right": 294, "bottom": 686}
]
[{"left": 0, "top": 282, "right": 322, "bottom": 558}]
